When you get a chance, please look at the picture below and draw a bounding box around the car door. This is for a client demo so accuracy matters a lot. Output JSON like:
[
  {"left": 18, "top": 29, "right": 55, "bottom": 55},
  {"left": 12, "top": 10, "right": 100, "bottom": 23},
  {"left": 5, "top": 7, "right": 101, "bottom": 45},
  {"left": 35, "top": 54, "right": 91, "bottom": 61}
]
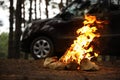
[
  {"left": 49, "top": 17, "right": 83, "bottom": 53},
  {"left": 49, "top": 0, "right": 91, "bottom": 52}
]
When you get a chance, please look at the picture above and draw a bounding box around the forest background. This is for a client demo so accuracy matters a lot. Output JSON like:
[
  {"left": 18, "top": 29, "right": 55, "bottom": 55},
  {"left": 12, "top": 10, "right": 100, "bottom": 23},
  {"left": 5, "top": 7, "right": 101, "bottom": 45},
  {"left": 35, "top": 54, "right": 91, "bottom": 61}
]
[{"left": 0, "top": 0, "right": 74, "bottom": 59}]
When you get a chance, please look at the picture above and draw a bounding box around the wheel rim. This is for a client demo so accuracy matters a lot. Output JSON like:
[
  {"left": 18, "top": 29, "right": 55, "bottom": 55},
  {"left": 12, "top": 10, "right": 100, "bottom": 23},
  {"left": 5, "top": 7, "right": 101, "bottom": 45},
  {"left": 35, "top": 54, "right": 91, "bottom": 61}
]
[{"left": 33, "top": 39, "right": 51, "bottom": 58}]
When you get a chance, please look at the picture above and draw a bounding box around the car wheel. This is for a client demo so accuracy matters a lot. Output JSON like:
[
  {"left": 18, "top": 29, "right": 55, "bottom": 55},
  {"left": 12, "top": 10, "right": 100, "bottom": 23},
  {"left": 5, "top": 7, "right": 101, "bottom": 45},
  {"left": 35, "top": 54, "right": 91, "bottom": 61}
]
[{"left": 30, "top": 36, "right": 54, "bottom": 59}]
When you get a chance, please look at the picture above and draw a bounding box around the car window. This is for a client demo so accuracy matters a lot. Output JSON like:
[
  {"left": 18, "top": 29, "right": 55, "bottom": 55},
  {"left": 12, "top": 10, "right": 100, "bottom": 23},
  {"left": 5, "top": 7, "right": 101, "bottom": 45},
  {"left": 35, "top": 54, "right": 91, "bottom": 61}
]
[
  {"left": 111, "top": 0, "right": 120, "bottom": 5},
  {"left": 65, "top": 3, "right": 79, "bottom": 15},
  {"left": 89, "top": 0, "right": 98, "bottom": 4},
  {"left": 110, "top": 0, "right": 120, "bottom": 10},
  {"left": 65, "top": 0, "right": 92, "bottom": 18},
  {"left": 60, "top": 0, "right": 105, "bottom": 20},
  {"left": 66, "top": 0, "right": 101, "bottom": 17}
]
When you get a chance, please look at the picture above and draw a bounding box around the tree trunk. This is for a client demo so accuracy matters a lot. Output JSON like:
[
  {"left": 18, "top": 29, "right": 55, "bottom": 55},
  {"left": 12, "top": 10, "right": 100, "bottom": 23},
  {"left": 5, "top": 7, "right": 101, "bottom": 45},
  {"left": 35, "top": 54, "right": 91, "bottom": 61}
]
[
  {"left": 45, "top": 0, "right": 49, "bottom": 18},
  {"left": 66, "top": 0, "right": 68, "bottom": 6},
  {"left": 8, "top": 0, "right": 14, "bottom": 58},
  {"left": 22, "top": 1, "right": 26, "bottom": 28},
  {"left": 34, "top": 0, "right": 37, "bottom": 19},
  {"left": 39, "top": 0, "right": 41, "bottom": 19},
  {"left": 59, "top": 0, "right": 63, "bottom": 11},
  {"left": 14, "top": 0, "right": 22, "bottom": 59},
  {"left": 29, "top": 0, "right": 32, "bottom": 22},
  {"left": 66, "top": 0, "right": 72, "bottom": 6},
  {"left": 69, "top": 0, "right": 72, "bottom": 2}
]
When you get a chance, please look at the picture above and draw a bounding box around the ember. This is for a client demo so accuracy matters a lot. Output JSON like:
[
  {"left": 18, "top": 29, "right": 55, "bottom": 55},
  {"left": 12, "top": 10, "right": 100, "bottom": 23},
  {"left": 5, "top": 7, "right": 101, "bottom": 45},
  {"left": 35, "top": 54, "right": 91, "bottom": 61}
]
[{"left": 44, "top": 15, "right": 105, "bottom": 70}]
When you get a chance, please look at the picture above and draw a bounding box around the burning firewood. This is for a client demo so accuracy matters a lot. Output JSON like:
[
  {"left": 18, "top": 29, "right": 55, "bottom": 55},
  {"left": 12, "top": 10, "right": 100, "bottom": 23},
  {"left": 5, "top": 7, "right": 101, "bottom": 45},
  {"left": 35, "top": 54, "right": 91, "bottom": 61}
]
[
  {"left": 43, "top": 57, "right": 66, "bottom": 70},
  {"left": 43, "top": 57, "right": 100, "bottom": 71},
  {"left": 43, "top": 15, "right": 103, "bottom": 71},
  {"left": 80, "top": 58, "right": 99, "bottom": 71},
  {"left": 48, "top": 61, "right": 66, "bottom": 70},
  {"left": 66, "top": 61, "right": 80, "bottom": 70}
]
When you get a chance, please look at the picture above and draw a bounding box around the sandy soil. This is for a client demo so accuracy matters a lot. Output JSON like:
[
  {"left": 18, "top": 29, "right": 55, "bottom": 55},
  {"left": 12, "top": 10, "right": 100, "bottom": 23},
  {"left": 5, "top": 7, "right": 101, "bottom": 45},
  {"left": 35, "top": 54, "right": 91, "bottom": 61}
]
[{"left": 0, "top": 59, "right": 120, "bottom": 80}]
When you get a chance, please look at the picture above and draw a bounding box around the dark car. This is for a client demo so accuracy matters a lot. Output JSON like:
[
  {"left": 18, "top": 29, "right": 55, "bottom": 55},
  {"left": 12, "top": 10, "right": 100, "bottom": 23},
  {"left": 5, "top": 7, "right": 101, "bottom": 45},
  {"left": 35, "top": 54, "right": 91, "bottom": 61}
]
[{"left": 21, "top": 0, "right": 120, "bottom": 59}]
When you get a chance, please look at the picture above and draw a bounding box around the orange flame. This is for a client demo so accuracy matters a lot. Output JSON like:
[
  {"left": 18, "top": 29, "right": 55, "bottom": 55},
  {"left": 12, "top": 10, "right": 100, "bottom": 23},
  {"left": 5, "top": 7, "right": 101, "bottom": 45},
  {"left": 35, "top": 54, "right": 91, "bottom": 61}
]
[{"left": 60, "top": 15, "right": 103, "bottom": 65}]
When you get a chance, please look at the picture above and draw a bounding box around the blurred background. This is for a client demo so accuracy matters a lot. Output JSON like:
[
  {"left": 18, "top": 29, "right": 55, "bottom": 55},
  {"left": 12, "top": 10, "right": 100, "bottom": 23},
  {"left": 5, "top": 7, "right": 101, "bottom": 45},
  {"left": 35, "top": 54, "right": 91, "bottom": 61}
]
[{"left": 0, "top": 0, "right": 74, "bottom": 59}]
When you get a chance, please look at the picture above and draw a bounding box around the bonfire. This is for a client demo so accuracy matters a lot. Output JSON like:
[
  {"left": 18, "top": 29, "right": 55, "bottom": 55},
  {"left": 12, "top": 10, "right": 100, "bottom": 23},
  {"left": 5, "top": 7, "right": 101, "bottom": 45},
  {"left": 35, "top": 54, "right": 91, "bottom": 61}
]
[{"left": 44, "top": 14, "right": 106, "bottom": 70}]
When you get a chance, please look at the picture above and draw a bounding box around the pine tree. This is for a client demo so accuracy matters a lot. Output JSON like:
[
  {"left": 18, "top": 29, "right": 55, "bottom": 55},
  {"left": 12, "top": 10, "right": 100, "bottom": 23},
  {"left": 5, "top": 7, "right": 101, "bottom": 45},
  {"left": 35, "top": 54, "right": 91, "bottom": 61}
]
[
  {"left": 59, "top": 0, "right": 64, "bottom": 11},
  {"left": 29, "top": 0, "right": 32, "bottom": 22},
  {"left": 34, "top": 0, "right": 37, "bottom": 19},
  {"left": 39, "top": 0, "right": 41, "bottom": 19},
  {"left": 8, "top": 0, "right": 14, "bottom": 58},
  {"left": 45, "top": 0, "right": 49, "bottom": 18},
  {"left": 14, "top": 0, "right": 23, "bottom": 59}
]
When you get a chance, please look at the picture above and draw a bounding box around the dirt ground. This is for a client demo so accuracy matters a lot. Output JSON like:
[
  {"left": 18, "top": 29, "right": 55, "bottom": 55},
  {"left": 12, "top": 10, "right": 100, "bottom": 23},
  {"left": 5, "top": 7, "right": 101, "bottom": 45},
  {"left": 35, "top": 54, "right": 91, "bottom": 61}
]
[{"left": 0, "top": 59, "right": 120, "bottom": 80}]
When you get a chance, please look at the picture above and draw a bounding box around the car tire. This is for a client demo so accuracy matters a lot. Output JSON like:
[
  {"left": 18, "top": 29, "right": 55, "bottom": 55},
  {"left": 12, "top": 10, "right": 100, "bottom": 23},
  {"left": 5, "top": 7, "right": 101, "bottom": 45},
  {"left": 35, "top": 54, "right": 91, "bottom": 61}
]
[{"left": 30, "top": 36, "right": 54, "bottom": 59}]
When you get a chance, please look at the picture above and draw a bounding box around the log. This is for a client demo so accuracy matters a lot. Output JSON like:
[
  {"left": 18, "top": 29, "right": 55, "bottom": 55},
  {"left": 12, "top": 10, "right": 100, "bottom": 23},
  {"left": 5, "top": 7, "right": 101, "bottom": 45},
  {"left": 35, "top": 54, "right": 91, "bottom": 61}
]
[
  {"left": 43, "top": 56, "right": 58, "bottom": 67},
  {"left": 48, "top": 61, "right": 66, "bottom": 70},
  {"left": 66, "top": 61, "right": 79, "bottom": 70},
  {"left": 80, "top": 58, "right": 99, "bottom": 71},
  {"left": 43, "top": 57, "right": 66, "bottom": 70},
  {"left": 43, "top": 57, "right": 100, "bottom": 71}
]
